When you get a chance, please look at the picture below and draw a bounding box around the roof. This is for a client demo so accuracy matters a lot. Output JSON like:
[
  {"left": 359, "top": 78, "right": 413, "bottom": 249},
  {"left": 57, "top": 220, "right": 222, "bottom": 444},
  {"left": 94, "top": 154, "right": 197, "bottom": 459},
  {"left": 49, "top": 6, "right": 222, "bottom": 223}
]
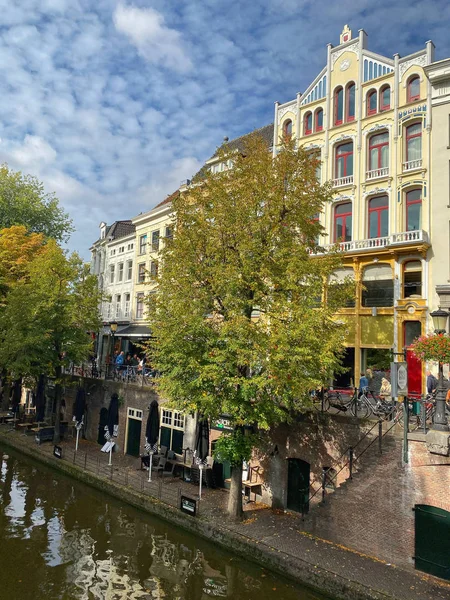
[
  {"left": 212, "top": 123, "right": 274, "bottom": 157},
  {"left": 90, "top": 220, "right": 135, "bottom": 247},
  {"left": 154, "top": 189, "right": 180, "bottom": 209}
]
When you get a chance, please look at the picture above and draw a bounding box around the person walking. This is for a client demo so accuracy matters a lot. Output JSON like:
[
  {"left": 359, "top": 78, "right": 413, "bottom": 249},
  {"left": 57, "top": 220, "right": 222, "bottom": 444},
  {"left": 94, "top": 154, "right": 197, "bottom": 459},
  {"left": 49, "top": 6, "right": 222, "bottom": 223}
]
[
  {"left": 358, "top": 372, "right": 369, "bottom": 398},
  {"left": 115, "top": 351, "right": 125, "bottom": 372},
  {"left": 426, "top": 370, "right": 438, "bottom": 394}
]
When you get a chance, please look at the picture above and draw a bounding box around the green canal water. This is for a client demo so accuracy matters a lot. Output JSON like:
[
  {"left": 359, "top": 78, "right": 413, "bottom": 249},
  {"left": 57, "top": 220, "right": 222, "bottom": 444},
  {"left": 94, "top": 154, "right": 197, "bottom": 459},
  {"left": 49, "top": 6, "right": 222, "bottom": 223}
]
[{"left": 0, "top": 446, "right": 331, "bottom": 599}]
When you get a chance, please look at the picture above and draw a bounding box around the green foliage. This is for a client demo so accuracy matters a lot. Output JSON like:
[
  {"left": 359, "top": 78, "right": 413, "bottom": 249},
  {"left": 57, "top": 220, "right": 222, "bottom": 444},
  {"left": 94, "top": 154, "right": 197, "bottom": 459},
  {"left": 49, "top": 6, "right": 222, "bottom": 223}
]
[
  {"left": 0, "top": 164, "right": 72, "bottom": 242},
  {"left": 0, "top": 238, "right": 101, "bottom": 380},
  {"left": 213, "top": 429, "right": 257, "bottom": 467},
  {"left": 146, "top": 135, "right": 350, "bottom": 437}
]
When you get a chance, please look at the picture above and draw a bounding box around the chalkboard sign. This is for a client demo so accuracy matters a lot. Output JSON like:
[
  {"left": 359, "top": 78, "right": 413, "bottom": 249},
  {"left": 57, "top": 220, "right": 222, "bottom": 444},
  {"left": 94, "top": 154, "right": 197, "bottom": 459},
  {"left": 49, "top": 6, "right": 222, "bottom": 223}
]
[
  {"left": 53, "top": 445, "right": 63, "bottom": 459},
  {"left": 180, "top": 495, "right": 196, "bottom": 516}
]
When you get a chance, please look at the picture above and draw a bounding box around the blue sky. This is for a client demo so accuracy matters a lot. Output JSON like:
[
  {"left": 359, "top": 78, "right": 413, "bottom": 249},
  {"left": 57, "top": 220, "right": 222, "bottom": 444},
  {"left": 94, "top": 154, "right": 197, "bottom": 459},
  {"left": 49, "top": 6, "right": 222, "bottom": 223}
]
[{"left": 0, "top": 0, "right": 449, "bottom": 258}]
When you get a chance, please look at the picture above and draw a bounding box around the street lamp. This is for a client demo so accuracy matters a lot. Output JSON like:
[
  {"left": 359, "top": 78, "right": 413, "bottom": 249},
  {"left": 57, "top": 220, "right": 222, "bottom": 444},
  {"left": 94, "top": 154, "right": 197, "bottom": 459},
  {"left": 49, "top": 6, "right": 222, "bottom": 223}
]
[
  {"left": 430, "top": 308, "right": 450, "bottom": 432},
  {"left": 110, "top": 321, "right": 118, "bottom": 363}
]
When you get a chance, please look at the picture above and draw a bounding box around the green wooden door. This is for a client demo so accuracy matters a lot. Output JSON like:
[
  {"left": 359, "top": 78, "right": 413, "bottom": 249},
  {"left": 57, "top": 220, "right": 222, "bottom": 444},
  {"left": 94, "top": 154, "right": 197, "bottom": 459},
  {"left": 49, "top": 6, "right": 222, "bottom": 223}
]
[
  {"left": 126, "top": 418, "right": 142, "bottom": 457},
  {"left": 287, "top": 459, "right": 310, "bottom": 514},
  {"left": 415, "top": 504, "right": 450, "bottom": 580}
]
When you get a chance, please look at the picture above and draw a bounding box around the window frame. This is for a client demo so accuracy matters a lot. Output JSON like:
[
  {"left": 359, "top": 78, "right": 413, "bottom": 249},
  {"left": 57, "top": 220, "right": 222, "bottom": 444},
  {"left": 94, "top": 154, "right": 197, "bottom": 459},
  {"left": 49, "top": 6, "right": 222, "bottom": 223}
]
[
  {"left": 304, "top": 112, "right": 312, "bottom": 135},
  {"left": 368, "top": 195, "right": 389, "bottom": 239},
  {"left": 126, "top": 259, "right": 133, "bottom": 281},
  {"left": 109, "top": 264, "right": 115, "bottom": 284},
  {"left": 139, "top": 234, "right": 147, "bottom": 255},
  {"left": 315, "top": 108, "right": 323, "bottom": 132},
  {"left": 160, "top": 409, "right": 185, "bottom": 455},
  {"left": 406, "top": 122, "right": 422, "bottom": 163},
  {"left": 406, "top": 188, "right": 422, "bottom": 231},
  {"left": 335, "top": 141, "right": 354, "bottom": 178},
  {"left": 403, "top": 260, "right": 422, "bottom": 298},
  {"left": 151, "top": 230, "right": 160, "bottom": 253},
  {"left": 137, "top": 263, "right": 146, "bottom": 284},
  {"left": 346, "top": 82, "right": 356, "bottom": 122},
  {"left": 334, "top": 87, "right": 344, "bottom": 126},
  {"left": 379, "top": 85, "right": 391, "bottom": 111},
  {"left": 283, "top": 119, "right": 292, "bottom": 139},
  {"left": 136, "top": 292, "right": 145, "bottom": 320},
  {"left": 407, "top": 75, "right": 420, "bottom": 103},
  {"left": 368, "top": 132, "right": 389, "bottom": 171},
  {"left": 150, "top": 260, "right": 159, "bottom": 278},
  {"left": 117, "top": 262, "right": 124, "bottom": 282},
  {"left": 333, "top": 202, "right": 353, "bottom": 243},
  {"left": 367, "top": 90, "right": 377, "bottom": 116}
]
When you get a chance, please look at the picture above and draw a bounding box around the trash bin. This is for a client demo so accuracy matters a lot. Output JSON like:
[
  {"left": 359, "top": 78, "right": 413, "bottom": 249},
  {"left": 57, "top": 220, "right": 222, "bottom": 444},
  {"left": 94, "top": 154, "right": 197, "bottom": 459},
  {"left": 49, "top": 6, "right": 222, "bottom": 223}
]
[{"left": 411, "top": 400, "right": 421, "bottom": 416}]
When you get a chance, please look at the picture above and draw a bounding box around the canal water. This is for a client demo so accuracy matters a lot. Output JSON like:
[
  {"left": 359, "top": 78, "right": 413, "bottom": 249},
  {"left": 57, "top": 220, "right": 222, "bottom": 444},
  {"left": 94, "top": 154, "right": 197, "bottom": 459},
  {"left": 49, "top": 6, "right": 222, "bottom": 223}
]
[{"left": 0, "top": 446, "right": 331, "bottom": 600}]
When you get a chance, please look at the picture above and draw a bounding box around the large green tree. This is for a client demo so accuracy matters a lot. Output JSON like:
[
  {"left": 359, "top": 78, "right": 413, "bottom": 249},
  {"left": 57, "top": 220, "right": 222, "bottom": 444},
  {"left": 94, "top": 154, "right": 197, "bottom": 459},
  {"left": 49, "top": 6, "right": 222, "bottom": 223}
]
[
  {"left": 0, "top": 164, "right": 72, "bottom": 242},
  {"left": 0, "top": 238, "right": 101, "bottom": 441},
  {"left": 147, "top": 135, "right": 350, "bottom": 519}
]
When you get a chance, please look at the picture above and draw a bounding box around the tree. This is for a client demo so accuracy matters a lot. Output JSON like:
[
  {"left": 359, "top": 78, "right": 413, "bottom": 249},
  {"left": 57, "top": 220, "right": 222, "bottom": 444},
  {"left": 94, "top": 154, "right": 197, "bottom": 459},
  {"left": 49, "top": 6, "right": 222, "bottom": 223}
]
[
  {"left": 0, "top": 239, "right": 101, "bottom": 441},
  {"left": 147, "top": 135, "right": 350, "bottom": 519},
  {"left": 0, "top": 164, "right": 72, "bottom": 242}
]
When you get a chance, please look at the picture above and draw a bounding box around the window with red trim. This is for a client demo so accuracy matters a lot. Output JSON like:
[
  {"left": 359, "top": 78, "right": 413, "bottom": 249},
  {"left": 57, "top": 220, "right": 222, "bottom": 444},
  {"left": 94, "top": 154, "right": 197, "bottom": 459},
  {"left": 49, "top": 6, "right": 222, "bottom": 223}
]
[
  {"left": 367, "top": 90, "right": 377, "bottom": 115},
  {"left": 406, "top": 123, "right": 422, "bottom": 162},
  {"left": 283, "top": 119, "right": 292, "bottom": 139},
  {"left": 334, "top": 202, "right": 352, "bottom": 242},
  {"left": 346, "top": 83, "right": 355, "bottom": 122},
  {"left": 380, "top": 86, "right": 390, "bottom": 111},
  {"left": 406, "top": 189, "right": 422, "bottom": 231},
  {"left": 335, "top": 141, "right": 353, "bottom": 178},
  {"left": 315, "top": 108, "right": 323, "bottom": 132},
  {"left": 407, "top": 76, "right": 420, "bottom": 103},
  {"left": 368, "top": 132, "right": 389, "bottom": 171},
  {"left": 368, "top": 195, "right": 388, "bottom": 238},
  {"left": 304, "top": 112, "right": 312, "bottom": 135},
  {"left": 334, "top": 87, "right": 343, "bottom": 125}
]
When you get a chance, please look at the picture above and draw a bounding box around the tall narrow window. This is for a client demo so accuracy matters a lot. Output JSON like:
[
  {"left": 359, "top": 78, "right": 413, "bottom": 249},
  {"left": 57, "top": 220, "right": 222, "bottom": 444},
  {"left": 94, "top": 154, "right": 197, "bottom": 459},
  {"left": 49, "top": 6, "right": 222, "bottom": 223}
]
[
  {"left": 315, "top": 108, "right": 323, "bottom": 132},
  {"left": 368, "top": 196, "right": 389, "bottom": 238},
  {"left": 139, "top": 234, "right": 147, "bottom": 254},
  {"left": 150, "top": 260, "right": 158, "bottom": 278},
  {"left": 407, "top": 76, "right": 420, "bottom": 102},
  {"left": 304, "top": 112, "right": 312, "bottom": 135},
  {"left": 380, "top": 86, "right": 390, "bottom": 111},
  {"left": 346, "top": 83, "right": 355, "bottom": 122},
  {"left": 115, "top": 295, "right": 121, "bottom": 319},
  {"left": 109, "top": 264, "right": 115, "bottom": 284},
  {"left": 118, "top": 262, "right": 124, "bottom": 282},
  {"left": 283, "top": 119, "right": 292, "bottom": 139},
  {"left": 136, "top": 293, "right": 144, "bottom": 319},
  {"left": 367, "top": 90, "right": 377, "bottom": 115},
  {"left": 151, "top": 230, "right": 160, "bottom": 252},
  {"left": 138, "top": 263, "right": 146, "bottom": 283},
  {"left": 124, "top": 293, "right": 131, "bottom": 318},
  {"left": 406, "top": 123, "right": 422, "bottom": 163},
  {"left": 406, "top": 189, "right": 422, "bottom": 231},
  {"left": 403, "top": 261, "right": 422, "bottom": 298},
  {"left": 126, "top": 260, "right": 133, "bottom": 281},
  {"left": 335, "top": 142, "right": 353, "bottom": 178},
  {"left": 334, "top": 202, "right": 352, "bottom": 242},
  {"left": 368, "top": 132, "right": 389, "bottom": 173},
  {"left": 165, "top": 226, "right": 173, "bottom": 240},
  {"left": 334, "top": 87, "right": 343, "bottom": 125}
]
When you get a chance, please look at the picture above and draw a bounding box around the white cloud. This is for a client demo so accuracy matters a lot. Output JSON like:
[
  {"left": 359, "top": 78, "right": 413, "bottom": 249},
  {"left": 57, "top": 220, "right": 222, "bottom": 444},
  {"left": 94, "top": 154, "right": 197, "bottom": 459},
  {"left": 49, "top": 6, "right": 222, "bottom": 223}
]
[{"left": 113, "top": 3, "right": 192, "bottom": 73}]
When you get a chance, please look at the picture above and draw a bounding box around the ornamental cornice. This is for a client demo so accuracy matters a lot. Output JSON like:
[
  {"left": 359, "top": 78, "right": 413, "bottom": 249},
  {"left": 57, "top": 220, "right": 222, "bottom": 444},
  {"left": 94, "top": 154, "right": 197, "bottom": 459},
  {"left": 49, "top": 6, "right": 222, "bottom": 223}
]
[
  {"left": 332, "top": 194, "right": 353, "bottom": 203},
  {"left": 398, "top": 105, "right": 427, "bottom": 120},
  {"left": 303, "top": 142, "right": 324, "bottom": 151},
  {"left": 362, "top": 186, "right": 391, "bottom": 198},
  {"left": 399, "top": 54, "right": 427, "bottom": 79},
  {"left": 363, "top": 123, "right": 392, "bottom": 135},
  {"left": 331, "top": 41, "right": 359, "bottom": 66},
  {"left": 331, "top": 133, "right": 356, "bottom": 144},
  {"left": 278, "top": 103, "right": 297, "bottom": 119}
]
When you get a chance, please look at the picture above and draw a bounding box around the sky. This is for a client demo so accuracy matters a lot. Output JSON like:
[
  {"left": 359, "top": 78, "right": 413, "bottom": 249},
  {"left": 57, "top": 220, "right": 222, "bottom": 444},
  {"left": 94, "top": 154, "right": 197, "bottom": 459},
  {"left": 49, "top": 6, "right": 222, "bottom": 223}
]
[{"left": 1, "top": 0, "right": 450, "bottom": 259}]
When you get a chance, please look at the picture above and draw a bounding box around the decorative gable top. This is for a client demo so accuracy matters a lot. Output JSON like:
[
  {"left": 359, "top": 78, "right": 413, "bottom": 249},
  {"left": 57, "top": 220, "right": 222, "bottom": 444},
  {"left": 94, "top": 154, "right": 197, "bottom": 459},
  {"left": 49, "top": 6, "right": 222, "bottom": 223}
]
[{"left": 340, "top": 25, "right": 352, "bottom": 44}]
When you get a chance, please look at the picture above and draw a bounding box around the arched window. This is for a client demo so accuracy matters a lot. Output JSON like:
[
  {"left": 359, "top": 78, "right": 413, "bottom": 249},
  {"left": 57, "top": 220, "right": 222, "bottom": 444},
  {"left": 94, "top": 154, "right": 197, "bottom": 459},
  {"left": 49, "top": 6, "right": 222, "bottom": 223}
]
[
  {"left": 380, "top": 85, "right": 391, "bottom": 111},
  {"left": 346, "top": 83, "right": 355, "bottom": 122},
  {"left": 407, "top": 76, "right": 420, "bottom": 103},
  {"left": 362, "top": 264, "right": 393, "bottom": 307},
  {"left": 406, "top": 189, "right": 422, "bottom": 231},
  {"left": 283, "top": 119, "right": 292, "bottom": 139},
  {"left": 367, "top": 90, "right": 377, "bottom": 115},
  {"left": 335, "top": 141, "right": 353, "bottom": 178},
  {"left": 334, "top": 202, "right": 352, "bottom": 242},
  {"left": 304, "top": 112, "right": 312, "bottom": 135},
  {"left": 315, "top": 108, "right": 323, "bottom": 132},
  {"left": 334, "top": 87, "right": 344, "bottom": 126},
  {"left": 368, "top": 195, "right": 389, "bottom": 238},
  {"left": 368, "top": 132, "right": 389, "bottom": 173},
  {"left": 403, "top": 260, "right": 422, "bottom": 298},
  {"left": 405, "top": 122, "right": 422, "bottom": 166}
]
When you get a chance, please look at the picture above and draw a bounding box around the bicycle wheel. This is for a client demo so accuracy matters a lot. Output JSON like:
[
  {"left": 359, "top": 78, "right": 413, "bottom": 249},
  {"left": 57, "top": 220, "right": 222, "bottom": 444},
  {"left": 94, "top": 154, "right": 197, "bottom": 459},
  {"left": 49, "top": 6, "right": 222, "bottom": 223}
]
[
  {"left": 350, "top": 398, "right": 371, "bottom": 419},
  {"left": 313, "top": 395, "right": 330, "bottom": 412}
]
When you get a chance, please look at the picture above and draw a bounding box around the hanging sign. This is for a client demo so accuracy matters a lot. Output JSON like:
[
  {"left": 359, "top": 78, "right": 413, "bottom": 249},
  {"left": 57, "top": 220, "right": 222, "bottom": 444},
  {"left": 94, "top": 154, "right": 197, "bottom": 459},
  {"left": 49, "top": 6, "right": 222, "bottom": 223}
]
[
  {"left": 391, "top": 362, "right": 408, "bottom": 397},
  {"left": 211, "top": 414, "right": 234, "bottom": 432}
]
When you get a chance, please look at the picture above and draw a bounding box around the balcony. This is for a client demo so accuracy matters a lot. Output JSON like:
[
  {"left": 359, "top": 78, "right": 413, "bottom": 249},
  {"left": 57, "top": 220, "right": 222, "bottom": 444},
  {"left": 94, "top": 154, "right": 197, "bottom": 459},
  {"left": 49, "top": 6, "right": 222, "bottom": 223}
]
[
  {"left": 403, "top": 159, "right": 422, "bottom": 172},
  {"left": 315, "top": 230, "right": 429, "bottom": 255},
  {"left": 366, "top": 167, "right": 389, "bottom": 180},
  {"left": 333, "top": 175, "right": 353, "bottom": 188}
]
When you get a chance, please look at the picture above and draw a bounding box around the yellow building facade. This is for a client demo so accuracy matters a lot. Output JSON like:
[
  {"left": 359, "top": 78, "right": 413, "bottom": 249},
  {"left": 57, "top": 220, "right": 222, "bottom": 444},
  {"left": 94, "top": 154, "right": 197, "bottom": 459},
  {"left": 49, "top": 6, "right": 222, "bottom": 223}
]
[{"left": 273, "top": 27, "right": 434, "bottom": 390}]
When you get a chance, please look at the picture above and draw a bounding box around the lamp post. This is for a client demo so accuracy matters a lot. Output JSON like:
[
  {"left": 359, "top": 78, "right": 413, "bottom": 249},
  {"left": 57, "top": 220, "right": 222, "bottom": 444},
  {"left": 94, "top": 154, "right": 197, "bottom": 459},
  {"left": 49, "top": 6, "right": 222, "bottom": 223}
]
[
  {"left": 430, "top": 308, "right": 450, "bottom": 432},
  {"left": 110, "top": 321, "right": 118, "bottom": 369}
]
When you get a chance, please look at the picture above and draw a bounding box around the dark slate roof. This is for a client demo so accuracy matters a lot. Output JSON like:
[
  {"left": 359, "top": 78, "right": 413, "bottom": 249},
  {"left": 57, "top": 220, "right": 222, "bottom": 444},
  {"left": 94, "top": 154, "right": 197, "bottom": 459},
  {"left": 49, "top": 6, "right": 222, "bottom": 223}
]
[
  {"left": 213, "top": 123, "right": 274, "bottom": 157},
  {"left": 91, "top": 220, "right": 135, "bottom": 247}
]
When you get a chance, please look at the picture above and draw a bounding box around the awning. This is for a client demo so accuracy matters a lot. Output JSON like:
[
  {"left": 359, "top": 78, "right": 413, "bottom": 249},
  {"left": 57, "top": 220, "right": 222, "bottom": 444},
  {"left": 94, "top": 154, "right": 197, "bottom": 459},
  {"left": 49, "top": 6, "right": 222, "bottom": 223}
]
[{"left": 115, "top": 324, "right": 152, "bottom": 338}]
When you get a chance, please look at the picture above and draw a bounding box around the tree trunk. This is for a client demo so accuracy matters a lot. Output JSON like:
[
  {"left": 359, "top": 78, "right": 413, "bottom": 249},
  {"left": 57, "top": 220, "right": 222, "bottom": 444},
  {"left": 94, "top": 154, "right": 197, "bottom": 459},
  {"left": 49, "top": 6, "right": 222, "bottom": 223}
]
[
  {"left": 53, "top": 366, "right": 62, "bottom": 444},
  {"left": 227, "top": 460, "right": 243, "bottom": 521},
  {"left": 1, "top": 371, "right": 10, "bottom": 411}
]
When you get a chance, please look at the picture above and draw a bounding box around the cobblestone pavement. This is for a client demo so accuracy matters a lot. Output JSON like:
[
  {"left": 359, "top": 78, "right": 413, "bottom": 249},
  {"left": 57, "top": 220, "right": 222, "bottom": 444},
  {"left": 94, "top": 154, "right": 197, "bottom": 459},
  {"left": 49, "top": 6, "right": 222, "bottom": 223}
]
[{"left": 1, "top": 426, "right": 450, "bottom": 600}]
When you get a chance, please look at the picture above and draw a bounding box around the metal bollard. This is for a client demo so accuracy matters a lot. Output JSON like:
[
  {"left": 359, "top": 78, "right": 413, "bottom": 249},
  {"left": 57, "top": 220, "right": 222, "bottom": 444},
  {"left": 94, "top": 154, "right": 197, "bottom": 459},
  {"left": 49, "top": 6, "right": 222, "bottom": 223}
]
[
  {"left": 421, "top": 398, "right": 427, "bottom": 434},
  {"left": 349, "top": 446, "right": 354, "bottom": 479},
  {"left": 378, "top": 419, "right": 383, "bottom": 455}
]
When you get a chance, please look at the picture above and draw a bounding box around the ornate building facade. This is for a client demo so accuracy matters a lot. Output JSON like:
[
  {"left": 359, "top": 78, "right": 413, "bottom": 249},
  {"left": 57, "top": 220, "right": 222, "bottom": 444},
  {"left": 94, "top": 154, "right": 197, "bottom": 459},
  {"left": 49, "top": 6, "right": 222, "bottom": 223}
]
[{"left": 273, "top": 26, "right": 435, "bottom": 391}]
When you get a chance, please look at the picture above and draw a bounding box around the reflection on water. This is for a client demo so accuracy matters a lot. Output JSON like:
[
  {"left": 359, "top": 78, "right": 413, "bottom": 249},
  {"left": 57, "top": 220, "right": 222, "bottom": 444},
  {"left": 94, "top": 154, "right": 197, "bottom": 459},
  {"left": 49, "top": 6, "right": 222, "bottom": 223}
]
[{"left": 0, "top": 448, "right": 328, "bottom": 600}]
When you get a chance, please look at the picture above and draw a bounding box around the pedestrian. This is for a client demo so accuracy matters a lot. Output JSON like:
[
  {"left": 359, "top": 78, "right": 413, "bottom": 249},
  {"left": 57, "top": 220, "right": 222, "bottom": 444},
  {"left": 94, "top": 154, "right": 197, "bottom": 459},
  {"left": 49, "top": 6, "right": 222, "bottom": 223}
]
[
  {"left": 130, "top": 354, "right": 139, "bottom": 367},
  {"left": 379, "top": 377, "right": 392, "bottom": 402},
  {"left": 115, "top": 351, "right": 125, "bottom": 372},
  {"left": 358, "top": 372, "right": 369, "bottom": 398},
  {"left": 426, "top": 370, "right": 438, "bottom": 394}
]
